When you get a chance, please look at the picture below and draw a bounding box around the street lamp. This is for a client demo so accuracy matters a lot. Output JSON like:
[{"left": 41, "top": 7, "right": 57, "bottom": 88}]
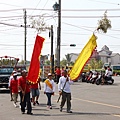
[
  {"left": 53, "top": 2, "right": 59, "bottom": 11},
  {"left": 70, "top": 44, "right": 76, "bottom": 47}
]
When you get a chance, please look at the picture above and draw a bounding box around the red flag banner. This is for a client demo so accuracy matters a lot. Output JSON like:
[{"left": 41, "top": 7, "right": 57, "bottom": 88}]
[{"left": 27, "top": 35, "right": 45, "bottom": 84}]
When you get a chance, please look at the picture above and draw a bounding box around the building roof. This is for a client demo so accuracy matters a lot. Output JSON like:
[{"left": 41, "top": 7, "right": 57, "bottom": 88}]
[
  {"left": 98, "top": 45, "right": 112, "bottom": 55},
  {"left": 111, "top": 53, "right": 120, "bottom": 57}
]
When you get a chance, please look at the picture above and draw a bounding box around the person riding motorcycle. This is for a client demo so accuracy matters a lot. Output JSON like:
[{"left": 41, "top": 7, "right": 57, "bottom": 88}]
[
  {"left": 90, "top": 70, "right": 98, "bottom": 84},
  {"left": 102, "top": 66, "right": 113, "bottom": 84}
]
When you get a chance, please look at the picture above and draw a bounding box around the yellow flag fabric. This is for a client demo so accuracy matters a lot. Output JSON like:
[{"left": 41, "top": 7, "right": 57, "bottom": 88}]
[{"left": 69, "top": 34, "right": 97, "bottom": 80}]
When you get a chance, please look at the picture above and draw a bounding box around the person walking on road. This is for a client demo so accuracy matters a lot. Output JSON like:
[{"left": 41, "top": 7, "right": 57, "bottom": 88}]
[
  {"left": 58, "top": 70, "right": 73, "bottom": 113},
  {"left": 9, "top": 70, "right": 17, "bottom": 101},
  {"left": 55, "top": 66, "right": 61, "bottom": 84},
  {"left": 18, "top": 70, "right": 33, "bottom": 115},
  {"left": 10, "top": 73, "right": 18, "bottom": 107},
  {"left": 44, "top": 73, "right": 55, "bottom": 109},
  {"left": 30, "top": 77, "right": 41, "bottom": 106}
]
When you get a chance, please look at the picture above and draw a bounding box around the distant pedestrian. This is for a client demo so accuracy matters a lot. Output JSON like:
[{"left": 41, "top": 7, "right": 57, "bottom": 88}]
[
  {"left": 44, "top": 73, "right": 55, "bottom": 109},
  {"left": 58, "top": 70, "right": 73, "bottom": 113},
  {"left": 18, "top": 70, "right": 33, "bottom": 115},
  {"left": 30, "top": 77, "right": 41, "bottom": 106},
  {"left": 9, "top": 70, "right": 17, "bottom": 101},
  {"left": 55, "top": 66, "right": 61, "bottom": 84},
  {"left": 10, "top": 73, "right": 18, "bottom": 107}
]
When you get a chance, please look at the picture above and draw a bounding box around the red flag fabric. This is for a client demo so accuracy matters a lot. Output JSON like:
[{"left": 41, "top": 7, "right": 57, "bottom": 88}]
[{"left": 27, "top": 35, "right": 45, "bottom": 84}]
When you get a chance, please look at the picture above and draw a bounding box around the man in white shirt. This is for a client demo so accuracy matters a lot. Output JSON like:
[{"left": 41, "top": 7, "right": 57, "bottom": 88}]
[
  {"left": 58, "top": 70, "right": 73, "bottom": 113},
  {"left": 105, "top": 67, "right": 112, "bottom": 78}
]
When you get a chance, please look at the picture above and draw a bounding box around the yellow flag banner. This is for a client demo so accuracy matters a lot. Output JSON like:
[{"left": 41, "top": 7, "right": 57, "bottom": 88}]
[{"left": 69, "top": 34, "right": 97, "bottom": 80}]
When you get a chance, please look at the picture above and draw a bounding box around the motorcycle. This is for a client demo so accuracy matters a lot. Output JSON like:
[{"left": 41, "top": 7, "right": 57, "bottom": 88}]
[
  {"left": 89, "top": 71, "right": 98, "bottom": 84},
  {"left": 78, "top": 73, "right": 86, "bottom": 82},
  {"left": 96, "top": 74, "right": 114, "bottom": 85}
]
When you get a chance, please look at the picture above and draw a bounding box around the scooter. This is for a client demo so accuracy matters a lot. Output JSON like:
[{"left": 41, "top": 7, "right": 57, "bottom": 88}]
[
  {"left": 89, "top": 71, "right": 98, "bottom": 84},
  {"left": 78, "top": 73, "right": 86, "bottom": 82},
  {"left": 96, "top": 75, "right": 114, "bottom": 85},
  {"left": 104, "top": 76, "right": 114, "bottom": 85}
]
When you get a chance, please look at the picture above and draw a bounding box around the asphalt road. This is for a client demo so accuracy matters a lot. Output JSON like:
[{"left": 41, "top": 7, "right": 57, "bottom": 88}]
[{"left": 0, "top": 76, "right": 120, "bottom": 120}]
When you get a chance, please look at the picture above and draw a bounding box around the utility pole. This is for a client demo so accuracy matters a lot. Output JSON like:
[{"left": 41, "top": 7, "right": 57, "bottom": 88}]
[
  {"left": 57, "top": 0, "right": 61, "bottom": 67},
  {"left": 24, "top": 9, "right": 27, "bottom": 65},
  {"left": 50, "top": 25, "right": 54, "bottom": 74}
]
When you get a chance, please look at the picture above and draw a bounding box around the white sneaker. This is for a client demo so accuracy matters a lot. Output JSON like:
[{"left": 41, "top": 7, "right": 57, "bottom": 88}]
[
  {"left": 13, "top": 102, "right": 17, "bottom": 108},
  {"left": 47, "top": 105, "right": 50, "bottom": 108},
  {"left": 19, "top": 105, "right": 21, "bottom": 108}
]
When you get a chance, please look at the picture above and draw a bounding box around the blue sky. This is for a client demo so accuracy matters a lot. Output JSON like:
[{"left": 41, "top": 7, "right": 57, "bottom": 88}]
[{"left": 0, "top": 0, "right": 120, "bottom": 61}]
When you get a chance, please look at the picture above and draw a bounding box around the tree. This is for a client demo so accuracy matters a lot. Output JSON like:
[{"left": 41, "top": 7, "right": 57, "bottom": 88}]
[
  {"left": 60, "top": 59, "right": 67, "bottom": 67},
  {"left": 18, "top": 60, "right": 25, "bottom": 64},
  {"left": 65, "top": 54, "right": 72, "bottom": 66},
  {"left": 90, "top": 59, "right": 103, "bottom": 70},
  {"left": 44, "top": 60, "right": 50, "bottom": 65}
]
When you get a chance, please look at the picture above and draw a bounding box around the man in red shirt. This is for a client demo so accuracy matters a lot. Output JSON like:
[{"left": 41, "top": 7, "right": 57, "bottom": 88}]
[
  {"left": 10, "top": 73, "right": 18, "bottom": 107},
  {"left": 55, "top": 66, "right": 61, "bottom": 84},
  {"left": 9, "top": 70, "right": 17, "bottom": 101},
  {"left": 18, "top": 70, "right": 33, "bottom": 115},
  {"left": 30, "top": 77, "right": 41, "bottom": 106}
]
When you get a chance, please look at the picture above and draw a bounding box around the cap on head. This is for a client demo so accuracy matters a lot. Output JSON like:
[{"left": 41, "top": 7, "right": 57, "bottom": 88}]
[
  {"left": 21, "top": 70, "right": 27, "bottom": 73},
  {"left": 48, "top": 73, "right": 52, "bottom": 76},
  {"left": 13, "top": 73, "right": 17, "bottom": 76},
  {"left": 12, "top": 70, "right": 16, "bottom": 73}
]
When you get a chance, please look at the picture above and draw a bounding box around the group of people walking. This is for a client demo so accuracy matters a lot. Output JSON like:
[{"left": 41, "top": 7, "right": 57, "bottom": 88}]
[
  {"left": 9, "top": 70, "right": 33, "bottom": 115},
  {"left": 9, "top": 67, "right": 74, "bottom": 115}
]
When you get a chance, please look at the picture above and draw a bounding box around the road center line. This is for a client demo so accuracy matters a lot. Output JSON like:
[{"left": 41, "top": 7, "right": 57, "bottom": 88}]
[
  {"left": 113, "top": 114, "right": 120, "bottom": 118},
  {"left": 73, "top": 97, "right": 120, "bottom": 109}
]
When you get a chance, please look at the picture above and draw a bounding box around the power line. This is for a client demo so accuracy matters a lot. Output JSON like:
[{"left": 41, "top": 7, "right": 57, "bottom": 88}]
[
  {"left": 1, "top": 8, "right": 120, "bottom": 12},
  {"left": 0, "top": 8, "right": 52, "bottom": 12},
  {"left": 0, "top": 18, "right": 23, "bottom": 21},
  {"left": 0, "top": 2, "right": 22, "bottom": 8},
  {"left": 0, "top": 21, "right": 23, "bottom": 28},
  {"left": 0, "top": 41, "right": 52, "bottom": 46},
  {"left": 24, "top": 8, "right": 120, "bottom": 11},
  {"left": 63, "top": 22, "right": 120, "bottom": 39},
  {"left": 63, "top": 22, "right": 93, "bottom": 32},
  {"left": 61, "top": 16, "right": 120, "bottom": 18},
  {"left": 87, "top": 0, "right": 120, "bottom": 5},
  {"left": 29, "top": 15, "right": 120, "bottom": 18},
  {"left": 0, "top": 27, "right": 19, "bottom": 31},
  {"left": 0, "top": 14, "right": 120, "bottom": 19},
  {"left": 30, "top": 0, "right": 42, "bottom": 15},
  {"left": 39, "top": 0, "right": 50, "bottom": 14}
]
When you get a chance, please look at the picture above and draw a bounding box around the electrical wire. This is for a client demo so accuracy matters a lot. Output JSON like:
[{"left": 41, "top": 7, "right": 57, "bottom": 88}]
[
  {"left": 39, "top": 0, "right": 50, "bottom": 14},
  {"left": 0, "top": 27, "right": 19, "bottom": 31},
  {"left": 0, "top": 14, "right": 120, "bottom": 19},
  {"left": 63, "top": 22, "right": 120, "bottom": 39},
  {"left": 1, "top": 8, "right": 120, "bottom": 12},
  {"left": 0, "top": 2, "right": 22, "bottom": 8},
  {"left": 30, "top": 0, "right": 42, "bottom": 15},
  {"left": 87, "top": 0, "right": 120, "bottom": 5},
  {"left": 63, "top": 22, "right": 93, "bottom": 32},
  {"left": 0, "top": 18, "right": 23, "bottom": 21}
]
